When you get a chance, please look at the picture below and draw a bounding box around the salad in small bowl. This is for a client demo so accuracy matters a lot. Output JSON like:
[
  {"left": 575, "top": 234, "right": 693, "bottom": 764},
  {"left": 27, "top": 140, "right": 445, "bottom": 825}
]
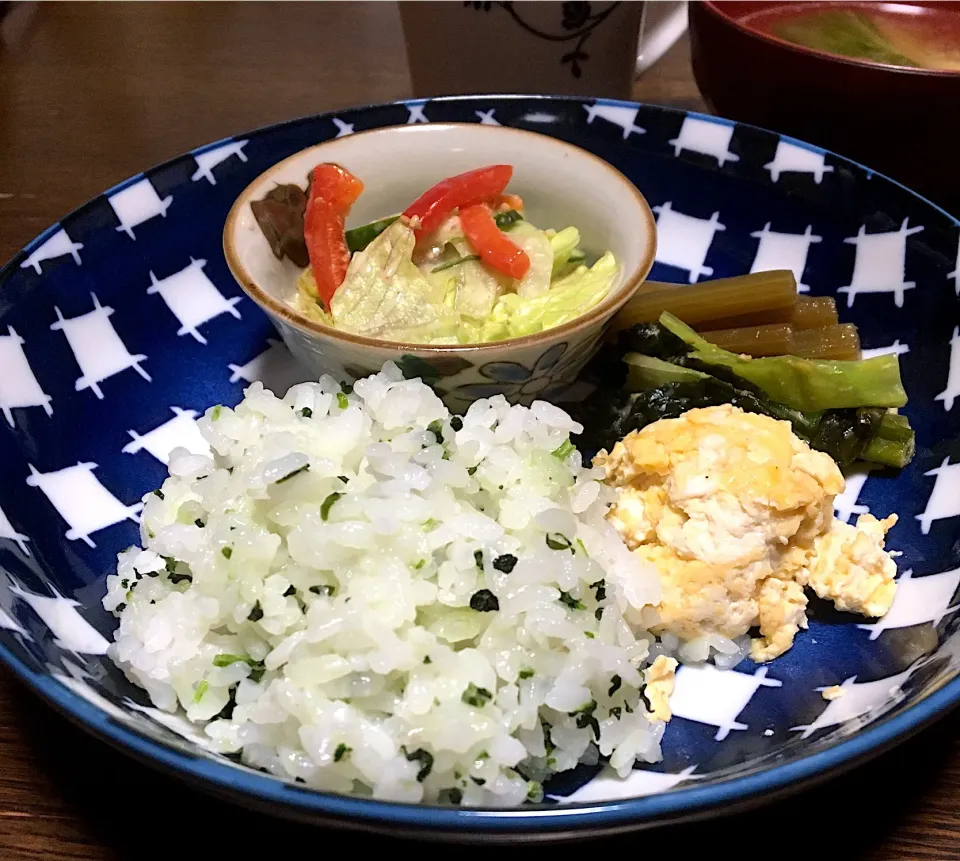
[{"left": 223, "top": 123, "right": 657, "bottom": 407}]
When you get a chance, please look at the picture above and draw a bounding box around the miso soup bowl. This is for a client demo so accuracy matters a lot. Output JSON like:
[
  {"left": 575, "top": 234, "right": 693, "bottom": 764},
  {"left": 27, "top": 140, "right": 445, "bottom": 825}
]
[
  {"left": 223, "top": 123, "right": 656, "bottom": 409},
  {"left": 689, "top": 1, "right": 960, "bottom": 212}
]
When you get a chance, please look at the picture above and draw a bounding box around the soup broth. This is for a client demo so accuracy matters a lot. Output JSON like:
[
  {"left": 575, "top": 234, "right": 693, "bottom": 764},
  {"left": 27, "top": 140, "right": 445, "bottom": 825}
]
[{"left": 742, "top": 3, "right": 960, "bottom": 71}]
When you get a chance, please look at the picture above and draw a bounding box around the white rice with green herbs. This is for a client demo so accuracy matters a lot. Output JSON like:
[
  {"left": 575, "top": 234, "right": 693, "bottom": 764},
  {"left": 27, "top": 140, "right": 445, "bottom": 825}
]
[{"left": 104, "top": 362, "right": 669, "bottom": 806}]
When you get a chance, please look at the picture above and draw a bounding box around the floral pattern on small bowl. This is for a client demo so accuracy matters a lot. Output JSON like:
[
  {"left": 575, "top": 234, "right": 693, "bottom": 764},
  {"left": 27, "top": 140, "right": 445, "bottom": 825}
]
[
  {"left": 449, "top": 335, "right": 601, "bottom": 406},
  {"left": 271, "top": 295, "right": 611, "bottom": 412}
]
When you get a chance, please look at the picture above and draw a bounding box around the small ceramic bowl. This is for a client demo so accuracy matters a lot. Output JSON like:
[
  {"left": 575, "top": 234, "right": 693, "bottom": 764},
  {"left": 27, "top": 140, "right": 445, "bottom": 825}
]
[{"left": 223, "top": 123, "right": 656, "bottom": 409}]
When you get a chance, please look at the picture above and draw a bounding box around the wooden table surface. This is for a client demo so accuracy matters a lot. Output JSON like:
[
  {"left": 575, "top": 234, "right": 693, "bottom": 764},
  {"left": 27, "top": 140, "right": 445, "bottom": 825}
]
[{"left": 0, "top": 4, "right": 957, "bottom": 858}]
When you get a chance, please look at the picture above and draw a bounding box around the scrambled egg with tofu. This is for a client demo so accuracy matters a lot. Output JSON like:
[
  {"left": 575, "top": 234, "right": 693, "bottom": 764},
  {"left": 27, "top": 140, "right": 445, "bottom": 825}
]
[
  {"left": 643, "top": 656, "right": 678, "bottom": 721},
  {"left": 596, "top": 405, "right": 898, "bottom": 663}
]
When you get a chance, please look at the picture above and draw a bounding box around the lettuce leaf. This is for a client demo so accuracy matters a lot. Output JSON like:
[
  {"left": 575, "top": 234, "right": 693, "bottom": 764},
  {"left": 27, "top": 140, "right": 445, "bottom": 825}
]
[
  {"left": 510, "top": 223, "right": 555, "bottom": 299},
  {"left": 445, "top": 237, "right": 509, "bottom": 320},
  {"left": 295, "top": 269, "right": 334, "bottom": 325},
  {"left": 549, "top": 226, "right": 581, "bottom": 277},
  {"left": 474, "top": 251, "right": 619, "bottom": 341},
  {"left": 330, "top": 219, "right": 459, "bottom": 341}
]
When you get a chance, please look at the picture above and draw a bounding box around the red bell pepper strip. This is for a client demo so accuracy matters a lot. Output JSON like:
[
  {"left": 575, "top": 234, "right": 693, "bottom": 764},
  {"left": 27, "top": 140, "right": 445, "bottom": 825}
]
[
  {"left": 309, "top": 162, "right": 364, "bottom": 211},
  {"left": 303, "top": 164, "right": 364, "bottom": 307},
  {"left": 459, "top": 204, "right": 530, "bottom": 280},
  {"left": 403, "top": 165, "right": 512, "bottom": 237},
  {"left": 304, "top": 200, "right": 351, "bottom": 308}
]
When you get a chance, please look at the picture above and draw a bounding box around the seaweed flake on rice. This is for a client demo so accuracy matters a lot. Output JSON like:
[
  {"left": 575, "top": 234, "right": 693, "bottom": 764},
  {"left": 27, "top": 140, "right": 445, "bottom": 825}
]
[{"left": 103, "top": 362, "right": 664, "bottom": 806}]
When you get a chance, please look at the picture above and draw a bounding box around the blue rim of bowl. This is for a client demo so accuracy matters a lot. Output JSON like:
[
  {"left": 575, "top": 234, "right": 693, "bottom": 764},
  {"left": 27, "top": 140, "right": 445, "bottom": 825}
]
[{"left": 1, "top": 95, "right": 959, "bottom": 836}]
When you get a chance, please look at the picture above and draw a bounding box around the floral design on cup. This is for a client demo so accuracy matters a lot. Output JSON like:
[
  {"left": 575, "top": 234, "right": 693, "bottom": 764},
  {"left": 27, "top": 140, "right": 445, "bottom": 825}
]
[{"left": 464, "top": 1, "right": 623, "bottom": 78}]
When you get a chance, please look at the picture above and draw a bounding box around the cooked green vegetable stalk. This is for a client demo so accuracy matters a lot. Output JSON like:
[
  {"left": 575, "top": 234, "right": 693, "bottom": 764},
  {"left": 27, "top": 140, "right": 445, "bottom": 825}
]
[
  {"left": 862, "top": 412, "right": 916, "bottom": 469},
  {"left": 570, "top": 319, "right": 915, "bottom": 470},
  {"left": 611, "top": 269, "right": 798, "bottom": 332},
  {"left": 660, "top": 313, "right": 907, "bottom": 411},
  {"left": 623, "top": 354, "right": 821, "bottom": 435}
]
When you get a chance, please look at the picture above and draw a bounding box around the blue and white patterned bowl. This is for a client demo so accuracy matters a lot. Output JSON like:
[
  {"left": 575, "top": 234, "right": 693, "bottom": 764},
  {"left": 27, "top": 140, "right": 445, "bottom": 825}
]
[{"left": 1, "top": 96, "right": 958, "bottom": 841}]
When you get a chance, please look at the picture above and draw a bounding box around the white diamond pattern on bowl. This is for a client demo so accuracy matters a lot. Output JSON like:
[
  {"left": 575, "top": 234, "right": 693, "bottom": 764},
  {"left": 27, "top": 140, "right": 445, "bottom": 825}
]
[{"left": 0, "top": 97, "right": 957, "bottom": 834}]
